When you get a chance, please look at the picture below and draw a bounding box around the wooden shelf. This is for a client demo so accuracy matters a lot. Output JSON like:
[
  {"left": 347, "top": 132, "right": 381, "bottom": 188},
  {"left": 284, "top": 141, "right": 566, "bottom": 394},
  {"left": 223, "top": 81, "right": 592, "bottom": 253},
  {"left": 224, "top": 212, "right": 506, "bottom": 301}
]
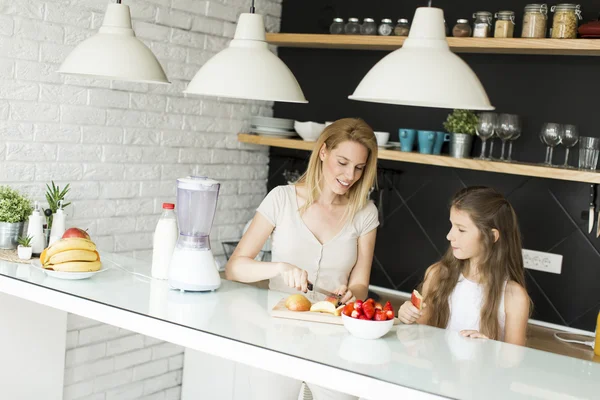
[
  {"left": 238, "top": 133, "right": 600, "bottom": 184},
  {"left": 266, "top": 33, "right": 600, "bottom": 56}
]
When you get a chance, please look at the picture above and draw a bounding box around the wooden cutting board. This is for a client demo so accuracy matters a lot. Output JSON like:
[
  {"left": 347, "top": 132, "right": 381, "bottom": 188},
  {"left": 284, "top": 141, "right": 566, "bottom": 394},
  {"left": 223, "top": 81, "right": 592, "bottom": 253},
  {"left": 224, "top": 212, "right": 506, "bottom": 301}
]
[{"left": 271, "top": 298, "right": 400, "bottom": 325}]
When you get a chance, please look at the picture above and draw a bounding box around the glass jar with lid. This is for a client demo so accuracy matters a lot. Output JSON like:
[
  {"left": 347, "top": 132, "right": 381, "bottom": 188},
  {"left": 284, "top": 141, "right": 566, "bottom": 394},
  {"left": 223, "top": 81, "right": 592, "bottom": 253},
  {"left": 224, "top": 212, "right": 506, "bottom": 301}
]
[
  {"left": 378, "top": 18, "right": 394, "bottom": 36},
  {"left": 494, "top": 11, "right": 515, "bottom": 38},
  {"left": 453, "top": 19, "right": 472, "bottom": 37},
  {"left": 329, "top": 18, "right": 345, "bottom": 35},
  {"left": 551, "top": 4, "right": 582, "bottom": 38},
  {"left": 522, "top": 4, "right": 548, "bottom": 38},
  {"left": 344, "top": 18, "right": 361, "bottom": 35},
  {"left": 360, "top": 18, "right": 377, "bottom": 35},
  {"left": 472, "top": 11, "right": 493, "bottom": 37},
  {"left": 393, "top": 19, "right": 410, "bottom": 36}
]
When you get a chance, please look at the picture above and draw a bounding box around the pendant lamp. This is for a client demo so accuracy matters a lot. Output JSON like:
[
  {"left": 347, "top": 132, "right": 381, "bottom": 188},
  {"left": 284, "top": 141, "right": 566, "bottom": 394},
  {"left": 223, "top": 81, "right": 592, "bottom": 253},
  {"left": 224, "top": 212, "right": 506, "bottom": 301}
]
[
  {"left": 58, "top": 1, "right": 169, "bottom": 84},
  {"left": 349, "top": 6, "right": 493, "bottom": 110},
  {"left": 184, "top": 2, "right": 307, "bottom": 103}
]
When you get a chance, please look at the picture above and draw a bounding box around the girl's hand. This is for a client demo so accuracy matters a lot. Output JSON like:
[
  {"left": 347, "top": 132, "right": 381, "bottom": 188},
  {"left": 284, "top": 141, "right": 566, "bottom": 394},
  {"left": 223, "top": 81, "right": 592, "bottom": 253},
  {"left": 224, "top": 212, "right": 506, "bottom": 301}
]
[
  {"left": 334, "top": 285, "right": 354, "bottom": 304},
  {"left": 460, "top": 330, "right": 489, "bottom": 339},
  {"left": 278, "top": 263, "right": 309, "bottom": 292},
  {"left": 398, "top": 300, "right": 423, "bottom": 324}
]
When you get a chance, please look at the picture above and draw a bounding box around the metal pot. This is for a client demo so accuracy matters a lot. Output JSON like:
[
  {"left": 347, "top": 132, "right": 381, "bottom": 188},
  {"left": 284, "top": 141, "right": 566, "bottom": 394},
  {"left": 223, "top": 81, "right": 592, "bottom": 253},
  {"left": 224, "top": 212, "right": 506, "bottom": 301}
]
[
  {"left": 0, "top": 221, "right": 25, "bottom": 250},
  {"left": 449, "top": 133, "right": 474, "bottom": 158}
]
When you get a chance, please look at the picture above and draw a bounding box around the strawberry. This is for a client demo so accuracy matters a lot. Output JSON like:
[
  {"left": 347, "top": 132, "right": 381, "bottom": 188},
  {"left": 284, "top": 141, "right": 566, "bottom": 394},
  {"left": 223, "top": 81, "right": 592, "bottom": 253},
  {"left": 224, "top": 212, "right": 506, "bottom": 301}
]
[
  {"left": 374, "top": 302, "right": 383, "bottom": 311},
  {"left": 343, "top": 303, "right": 355, "bottom": 317},
  {"left": 411, "top": 290, "right": 423, "bottom": 310},
  {"left": 384, "top": 301, "right": 394, "bottom": 320},
  {"left": 374, "top": 309, "right": 387, "bottom": 321},
  {"left": 364, "top": 298, "right": 375, "bottom": 305},
  {"left": 362, "top": 301, "right": 375, "bottom": 319},
  {"left": 354, "top": 299, "right": 363, "bottom": 310},
  {"left": 358, "top": 315, "right": 370, "bottom": 320},
  {"left": 351, "top": 309, "right": 362, "bottom": 319}
]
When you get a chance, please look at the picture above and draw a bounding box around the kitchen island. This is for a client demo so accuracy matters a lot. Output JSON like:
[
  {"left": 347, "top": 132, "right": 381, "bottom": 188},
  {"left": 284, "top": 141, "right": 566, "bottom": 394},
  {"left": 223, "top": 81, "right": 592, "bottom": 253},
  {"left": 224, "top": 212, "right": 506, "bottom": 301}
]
[{"left": 0, "top": 253, "right": 598, "bottom": 400}]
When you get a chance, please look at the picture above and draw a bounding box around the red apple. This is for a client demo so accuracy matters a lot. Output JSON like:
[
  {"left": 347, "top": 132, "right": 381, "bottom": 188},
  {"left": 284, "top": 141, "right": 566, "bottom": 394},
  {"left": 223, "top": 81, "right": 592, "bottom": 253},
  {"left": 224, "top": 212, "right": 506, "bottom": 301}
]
[
  {"left": 411, "top": 290, "right": 423, "bottom": 310},
  {"left": 62, "top": 227, "right": 90, "bottom": 240}
]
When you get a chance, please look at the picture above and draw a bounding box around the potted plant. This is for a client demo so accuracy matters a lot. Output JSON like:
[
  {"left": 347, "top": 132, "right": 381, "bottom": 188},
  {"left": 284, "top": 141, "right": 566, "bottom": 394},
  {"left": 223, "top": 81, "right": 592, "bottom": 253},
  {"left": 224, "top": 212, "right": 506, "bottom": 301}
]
[
  {"left": 443, "top": 109, "right": 478, "bottom": 158},
  {"left": 17, "top": 235, "right": 33, "bottom": 260},
  {"left": 0, "top": 186, "right": 33, "bottom": 250},
  {"left": 45, "top": 181, "right": 71, "bottom": 244}
]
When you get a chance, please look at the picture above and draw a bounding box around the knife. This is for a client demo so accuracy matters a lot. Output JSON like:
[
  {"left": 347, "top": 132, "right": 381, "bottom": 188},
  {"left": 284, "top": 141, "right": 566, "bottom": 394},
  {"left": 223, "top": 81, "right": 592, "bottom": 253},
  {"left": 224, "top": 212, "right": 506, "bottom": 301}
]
[
  {"left": 589, "top": 184, "right": 595, "bottom": 234},
  {"left": 307, "top": 282, "right": 342, "bottom": 305}
]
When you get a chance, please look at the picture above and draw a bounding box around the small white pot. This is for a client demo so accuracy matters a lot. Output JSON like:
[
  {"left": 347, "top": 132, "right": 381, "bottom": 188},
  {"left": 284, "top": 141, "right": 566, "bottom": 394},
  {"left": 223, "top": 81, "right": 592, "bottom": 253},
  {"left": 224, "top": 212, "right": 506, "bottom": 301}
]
[{"left": 17, "top": 245, "right": 33, "bottom": 260}]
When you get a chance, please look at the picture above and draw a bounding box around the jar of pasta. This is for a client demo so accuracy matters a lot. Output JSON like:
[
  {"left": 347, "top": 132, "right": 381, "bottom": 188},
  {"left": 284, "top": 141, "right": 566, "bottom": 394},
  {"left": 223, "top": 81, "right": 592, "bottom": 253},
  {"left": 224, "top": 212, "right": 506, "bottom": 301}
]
[
  {"left": 551, "top": 4, "right": 582, "bottom": 39},
  {"left": 494, "top": 11, "right": 515, "bottom": 38},
  {"left": 522, "top": 4, "right": 548, "bottom": 38}
]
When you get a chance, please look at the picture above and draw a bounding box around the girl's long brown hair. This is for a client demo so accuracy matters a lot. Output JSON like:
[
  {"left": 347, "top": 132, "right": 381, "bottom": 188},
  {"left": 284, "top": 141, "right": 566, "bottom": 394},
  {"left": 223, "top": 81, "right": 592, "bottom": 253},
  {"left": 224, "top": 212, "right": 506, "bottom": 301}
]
[{"left": 423, "top": 186, "right": 529, "bottom": 340}]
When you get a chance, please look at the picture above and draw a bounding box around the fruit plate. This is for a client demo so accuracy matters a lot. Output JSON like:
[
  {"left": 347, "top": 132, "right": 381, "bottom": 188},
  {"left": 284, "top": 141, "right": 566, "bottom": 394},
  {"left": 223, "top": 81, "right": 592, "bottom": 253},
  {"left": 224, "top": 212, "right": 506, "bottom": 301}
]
[{"left": 30, "top": 259, "right": 106, "bottom": 280}]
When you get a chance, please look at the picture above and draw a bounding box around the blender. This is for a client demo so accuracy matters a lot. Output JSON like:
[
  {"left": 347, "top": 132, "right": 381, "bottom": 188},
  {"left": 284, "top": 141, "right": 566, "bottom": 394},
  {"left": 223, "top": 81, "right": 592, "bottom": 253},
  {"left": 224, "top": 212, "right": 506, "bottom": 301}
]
[{"left": 168, "top": 176, "right": 221, "bottom": 292}]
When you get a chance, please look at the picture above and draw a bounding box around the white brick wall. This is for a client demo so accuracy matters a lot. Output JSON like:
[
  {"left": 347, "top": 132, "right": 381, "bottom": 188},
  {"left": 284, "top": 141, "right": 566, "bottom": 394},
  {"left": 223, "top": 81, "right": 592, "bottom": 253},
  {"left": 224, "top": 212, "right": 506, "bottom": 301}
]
[{"left": 0, "top": 0, "right": 283, "bottom": 398}]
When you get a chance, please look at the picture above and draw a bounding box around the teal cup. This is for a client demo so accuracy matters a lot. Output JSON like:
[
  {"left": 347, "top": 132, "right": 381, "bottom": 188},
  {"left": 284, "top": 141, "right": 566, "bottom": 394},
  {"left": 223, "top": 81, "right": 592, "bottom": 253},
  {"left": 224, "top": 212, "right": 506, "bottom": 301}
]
[
  {"left": 399, "top": 129, "right": 417, "bottom": 152},
  {"left": 433, "top": 132, "right": 451, "bottom": 155},
  {"left": 418, "top": 130, "right": 436, "bottom": 154}
]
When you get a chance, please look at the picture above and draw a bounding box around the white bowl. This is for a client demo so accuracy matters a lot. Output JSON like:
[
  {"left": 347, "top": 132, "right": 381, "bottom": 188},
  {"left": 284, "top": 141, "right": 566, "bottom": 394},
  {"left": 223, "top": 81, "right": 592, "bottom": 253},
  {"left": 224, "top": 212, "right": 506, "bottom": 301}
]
[
  {"left": 374, "top": 131, "right": 390, "bottom": 146},
  {"left": 341, "top": 314, "right": 393, "bottom": 340},
  {"left": 294, "top": 121, "right": 325, "bottom": 142}
]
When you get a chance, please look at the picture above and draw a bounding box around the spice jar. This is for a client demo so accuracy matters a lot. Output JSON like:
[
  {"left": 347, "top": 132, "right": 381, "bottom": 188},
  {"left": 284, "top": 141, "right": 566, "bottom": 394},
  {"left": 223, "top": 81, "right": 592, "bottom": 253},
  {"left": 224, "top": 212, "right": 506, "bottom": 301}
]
[
  {"left": 472, "top": 11, "right": 493, "bottom": 37},
  {"left": 344, "top": 18, "right": 361, "bottom": 35},
  {"left": 378, "top": 18, "right": 394, "bottom": 36},
  {"left": 329, "top": 18, "right": 345, "bottom": 35},
  {"left": 360, "top": 18, "right": 377, "bottom": 35},
  {"left": 551, "top": 4, "right": 582, "bottom": 38},
  {"left": 494, "top": 11, "right": 515, "bottom": 38},
  {"left": 394, "top": 19, "right": 410, "bottom": 36},
  {"left": 453, "top": 19, "right": 472, "bottom": 37},
  {"left": 522, "top": 4, "right": 548, "bottom": 38}
]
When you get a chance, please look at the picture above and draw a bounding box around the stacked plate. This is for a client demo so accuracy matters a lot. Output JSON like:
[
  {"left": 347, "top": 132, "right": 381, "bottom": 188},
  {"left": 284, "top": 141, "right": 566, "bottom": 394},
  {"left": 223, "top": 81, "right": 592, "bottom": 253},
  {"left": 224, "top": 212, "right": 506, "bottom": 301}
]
[{"left": 251, "top": 116, "right": 296, "bottom": 138}]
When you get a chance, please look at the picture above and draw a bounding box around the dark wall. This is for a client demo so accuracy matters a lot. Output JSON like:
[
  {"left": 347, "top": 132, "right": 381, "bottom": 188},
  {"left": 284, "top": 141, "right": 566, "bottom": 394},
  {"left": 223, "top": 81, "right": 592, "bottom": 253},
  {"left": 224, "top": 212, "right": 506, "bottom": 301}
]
[{"left": 269, "top": 1, "right": 600, "bottom": 331}]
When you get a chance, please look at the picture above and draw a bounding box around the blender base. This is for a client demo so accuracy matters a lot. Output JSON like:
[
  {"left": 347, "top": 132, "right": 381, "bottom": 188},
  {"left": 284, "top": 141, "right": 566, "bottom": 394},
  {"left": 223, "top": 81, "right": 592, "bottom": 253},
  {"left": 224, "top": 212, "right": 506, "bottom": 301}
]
[{"left": 168, "top": 248, "right": 222, "bottom": 292}]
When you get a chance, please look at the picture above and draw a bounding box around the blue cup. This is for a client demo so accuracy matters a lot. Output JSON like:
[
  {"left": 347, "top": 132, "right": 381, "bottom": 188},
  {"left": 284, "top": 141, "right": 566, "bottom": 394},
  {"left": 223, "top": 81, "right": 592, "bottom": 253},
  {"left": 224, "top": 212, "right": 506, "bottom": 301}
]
[
  {"left": 433, "top": 132, "right": 451, "bottom": 155},
  {"left": 399, "top": 129, "right": 417, "bottom": 152},
  {"left": 417, "top": 130, "right": 436, "bottom": 154}
]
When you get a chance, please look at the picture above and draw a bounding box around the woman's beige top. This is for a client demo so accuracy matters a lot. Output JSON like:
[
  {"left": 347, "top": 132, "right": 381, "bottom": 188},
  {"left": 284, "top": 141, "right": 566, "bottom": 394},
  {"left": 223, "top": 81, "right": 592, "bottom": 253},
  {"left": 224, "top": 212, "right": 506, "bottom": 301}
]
[{"left": 257, "top": 185, "right": 379, "bottom": 295}]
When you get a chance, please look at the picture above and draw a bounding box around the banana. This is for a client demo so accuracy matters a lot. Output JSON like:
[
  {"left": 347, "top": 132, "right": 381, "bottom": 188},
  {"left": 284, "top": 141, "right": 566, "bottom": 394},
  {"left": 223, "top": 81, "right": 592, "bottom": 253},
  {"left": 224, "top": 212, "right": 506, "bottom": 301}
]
[
  {"left": 44, "top": 238, "right": 97, "bottom": 260},
  {"left": 48, "top": 250, "right": 99, "bottom": 265},
  {"left": 47, "top": 260, "right": 102, "bottom": 273}
]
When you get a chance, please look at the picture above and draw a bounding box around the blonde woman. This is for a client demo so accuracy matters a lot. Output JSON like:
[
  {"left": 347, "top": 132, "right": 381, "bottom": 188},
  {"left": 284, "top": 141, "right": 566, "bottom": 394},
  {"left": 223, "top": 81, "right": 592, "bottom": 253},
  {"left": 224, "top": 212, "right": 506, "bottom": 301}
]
[{"left": 226, "top": 118, "right": 379, "bottom": 400}]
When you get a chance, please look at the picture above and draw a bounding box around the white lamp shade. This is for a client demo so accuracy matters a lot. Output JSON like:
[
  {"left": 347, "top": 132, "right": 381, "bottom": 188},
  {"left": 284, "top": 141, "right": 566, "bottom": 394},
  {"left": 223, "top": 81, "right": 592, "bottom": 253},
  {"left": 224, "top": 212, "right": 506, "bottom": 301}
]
[
  {"left": 349, "top": 7, "right": 493, "bottom": 110},
  {"left": 184, "top": 13, "right": 307, "bottom": 103},
  {"left": 58, "top": 4, "right": 169, "bottom": 85}
]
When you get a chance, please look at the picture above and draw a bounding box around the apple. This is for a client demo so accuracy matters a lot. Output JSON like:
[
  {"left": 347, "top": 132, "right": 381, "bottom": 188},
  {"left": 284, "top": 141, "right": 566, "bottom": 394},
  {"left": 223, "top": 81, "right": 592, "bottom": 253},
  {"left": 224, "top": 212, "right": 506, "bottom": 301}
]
[
  {"left": 411, "top": 290, "right": 423, "bottom": 310},
  {"left": 310, "top": 301, "right": 337, "bottom": 314},
  {"left": 62, "top": 227, "right": 90, "bottom": 240},
  {"left": 285, "top": 294, "right": 312, "bottom": 311}
]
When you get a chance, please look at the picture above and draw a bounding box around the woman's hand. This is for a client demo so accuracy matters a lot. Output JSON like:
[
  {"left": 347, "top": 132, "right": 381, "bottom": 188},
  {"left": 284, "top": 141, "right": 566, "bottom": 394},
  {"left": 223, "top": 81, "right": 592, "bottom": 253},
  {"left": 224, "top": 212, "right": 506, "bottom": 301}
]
[
  {"left": 278, "top": 263, "right": 309, "bottom": 292},
  {"left": 460, "top": 330, "right": 489, "bottom": 340},
  {"left": 397, "top": 300, "right": 424, "bottom": 324},
  {"left": 334, "top": 285, "right": 354, "bottom": 304}
]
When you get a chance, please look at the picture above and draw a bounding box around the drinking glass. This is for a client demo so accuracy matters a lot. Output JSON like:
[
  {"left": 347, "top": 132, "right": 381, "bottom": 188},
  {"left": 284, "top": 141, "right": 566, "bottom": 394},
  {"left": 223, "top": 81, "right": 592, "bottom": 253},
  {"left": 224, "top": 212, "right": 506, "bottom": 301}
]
[
  {"left": 578, "top": 136, "right": 600, "bottom": 170},
  {"left": 559, "top": 124, "right": 579, "bottom": 168},
  {"left": 506, "top": 116, "right": 522, "bottom": 162},
  {"left": 476, "top": 113, "right": 496, "bottom": 159},
  {"left": 497, "top": 114, "right": 516, "bottom": 161},
  {"left": 541, "top": 123, "right": 562, "bottom": 166}
]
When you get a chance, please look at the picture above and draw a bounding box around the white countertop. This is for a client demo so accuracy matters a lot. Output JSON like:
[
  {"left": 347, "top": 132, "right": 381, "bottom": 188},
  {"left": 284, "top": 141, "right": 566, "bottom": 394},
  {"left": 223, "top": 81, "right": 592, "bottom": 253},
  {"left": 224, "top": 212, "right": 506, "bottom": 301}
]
[{"left": 0, "top": 253, "right": 598, "bottom": 400}]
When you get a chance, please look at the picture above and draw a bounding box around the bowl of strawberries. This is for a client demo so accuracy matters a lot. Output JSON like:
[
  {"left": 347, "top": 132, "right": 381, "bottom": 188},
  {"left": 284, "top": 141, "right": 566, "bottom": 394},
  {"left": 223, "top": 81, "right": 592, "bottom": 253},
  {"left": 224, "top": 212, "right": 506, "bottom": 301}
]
[{"left": 341, "top": 299, "right": 395, "bottom": 340}]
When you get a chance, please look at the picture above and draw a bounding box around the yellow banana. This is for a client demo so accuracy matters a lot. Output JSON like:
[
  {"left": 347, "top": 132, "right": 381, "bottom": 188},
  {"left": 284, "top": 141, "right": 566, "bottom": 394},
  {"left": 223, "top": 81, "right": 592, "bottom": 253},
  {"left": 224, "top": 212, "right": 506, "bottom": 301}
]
[
  {"left": 44, "top": 238, "right": 97, "bottom": 260},
  {"left": 47, "top": 260, "right": 102, "bottom": 273},
  {"left": 48, "top": 250, "right": 99, "bottom": 265}
]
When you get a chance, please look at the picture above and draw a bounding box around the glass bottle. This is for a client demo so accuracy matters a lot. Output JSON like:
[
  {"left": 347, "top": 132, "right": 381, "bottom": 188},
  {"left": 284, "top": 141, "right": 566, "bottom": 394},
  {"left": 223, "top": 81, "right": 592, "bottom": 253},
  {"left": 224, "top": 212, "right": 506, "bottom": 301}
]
[
  {"left": 472, "top": 11, "right": 493, "bottom": 37},
  {"left": 551, "top": 4, "right": 582, "bottom": 39},
  {"left": 378, "top": 18, "right": 394, "bottom": 36},
  {"left": 344, "top": 18, "right": 361, "bottom": 35},
  {"left": 522, "top": 4, "right": 548, "bottom": 38},
  {"left": 329, "top": 18, "right": 345, "bottom": 35},
  {"left": 361, "top": 18, "right": 377, "bottom": 35},
  {"left": 393, "top": 19, "right": 410, "bottom": 36},
  {"left": 452, "top": 19, "right": 472, "bottom": 37},
  {"left": 494, "top": 11, "right": 515, "bottom": 38}
]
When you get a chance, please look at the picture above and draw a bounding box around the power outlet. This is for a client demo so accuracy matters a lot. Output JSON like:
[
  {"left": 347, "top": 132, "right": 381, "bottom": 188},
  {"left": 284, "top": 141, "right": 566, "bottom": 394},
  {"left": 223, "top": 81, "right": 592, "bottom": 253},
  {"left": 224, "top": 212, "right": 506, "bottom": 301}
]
[{"left": 522, "top": 249, "right": 562, "bottom": 274}]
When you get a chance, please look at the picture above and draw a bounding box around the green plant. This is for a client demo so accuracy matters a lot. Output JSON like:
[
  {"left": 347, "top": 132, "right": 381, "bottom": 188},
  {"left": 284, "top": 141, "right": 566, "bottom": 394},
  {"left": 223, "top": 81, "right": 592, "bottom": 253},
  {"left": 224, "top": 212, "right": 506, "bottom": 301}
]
[
  {"left": 17, "top": 235, "right": 33, "bottom": 247},
  {"left": 45, "top": 181, "right": 71, "bottom": 229},
  {"left": 0, "top": 186, "right": 33, "bottom": 223},
  {"left": 443, "top": 109, "right": 478, "bottom": 135}
]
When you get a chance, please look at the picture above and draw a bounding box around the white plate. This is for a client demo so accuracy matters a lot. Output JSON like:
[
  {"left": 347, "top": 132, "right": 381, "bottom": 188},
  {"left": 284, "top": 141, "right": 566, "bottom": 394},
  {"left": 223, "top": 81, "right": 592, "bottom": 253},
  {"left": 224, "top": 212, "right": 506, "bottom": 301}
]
[
  {"left": 252, "top": 129, "right": 297, "bottom": 137},
  {"left": 31, "top": 259, "right": 106, "bottom": 280},
  {"left": 251, "top": 125, "right": 295, "bottom": 133}
]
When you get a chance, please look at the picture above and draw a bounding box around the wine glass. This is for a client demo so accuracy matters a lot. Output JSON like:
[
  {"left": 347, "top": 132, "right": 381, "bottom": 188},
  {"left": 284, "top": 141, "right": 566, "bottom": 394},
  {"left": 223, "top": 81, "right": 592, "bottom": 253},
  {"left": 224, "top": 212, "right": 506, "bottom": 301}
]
[
  {"left": 541, "top": 123, "right": 562, "bottom": 166},
  {"left": 559, "top": 124, "right": 579, "bottom": 168},
  {"left": 506, "top": 116, "right": 521, "bottom": 162},
  {"left": 476, "top": 113, "right": 496, "bottom": 159},
  {"left": 497, "top": 114, "right": 516, "bottom": 161},
  {"left": 488, "top": 117, "right": 501, "bottom": 159}
]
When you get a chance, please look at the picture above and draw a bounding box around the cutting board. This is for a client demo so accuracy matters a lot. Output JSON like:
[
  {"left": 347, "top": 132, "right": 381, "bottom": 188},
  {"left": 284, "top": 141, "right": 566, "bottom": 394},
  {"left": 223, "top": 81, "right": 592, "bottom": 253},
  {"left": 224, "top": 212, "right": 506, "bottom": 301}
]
[{"left": 271, "top": 298, "right": 400, "bottom": 325}]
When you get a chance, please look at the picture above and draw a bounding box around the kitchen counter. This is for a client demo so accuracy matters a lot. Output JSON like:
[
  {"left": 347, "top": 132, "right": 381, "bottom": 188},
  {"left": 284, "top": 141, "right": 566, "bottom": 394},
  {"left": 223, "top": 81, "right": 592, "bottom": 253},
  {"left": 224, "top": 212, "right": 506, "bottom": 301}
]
[{"left": 0, "top": 254, "right": 599, "bottom": 400}]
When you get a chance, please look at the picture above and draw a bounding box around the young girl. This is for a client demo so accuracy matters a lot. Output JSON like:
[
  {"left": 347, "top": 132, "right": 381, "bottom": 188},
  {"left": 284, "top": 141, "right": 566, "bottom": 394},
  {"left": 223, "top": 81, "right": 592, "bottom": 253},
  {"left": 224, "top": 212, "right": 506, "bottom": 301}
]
[{"left": 398, "top": 186, "right": 531, "bottom": 345}]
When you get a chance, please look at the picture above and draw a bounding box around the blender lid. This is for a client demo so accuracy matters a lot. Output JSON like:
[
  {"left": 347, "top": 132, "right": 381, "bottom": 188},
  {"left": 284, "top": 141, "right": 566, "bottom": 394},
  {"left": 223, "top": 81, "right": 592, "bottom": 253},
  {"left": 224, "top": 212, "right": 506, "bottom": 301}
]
[{"left": 177, "top": 176, "right": 220, "bottom": 190}]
